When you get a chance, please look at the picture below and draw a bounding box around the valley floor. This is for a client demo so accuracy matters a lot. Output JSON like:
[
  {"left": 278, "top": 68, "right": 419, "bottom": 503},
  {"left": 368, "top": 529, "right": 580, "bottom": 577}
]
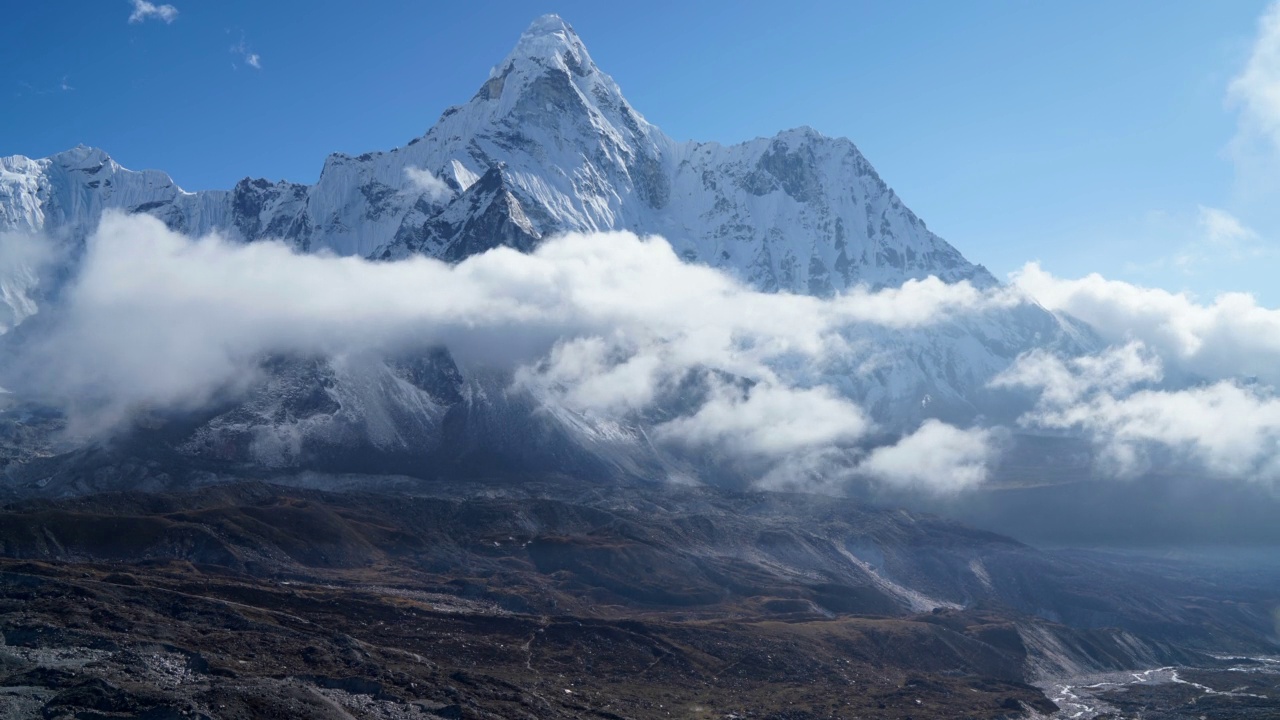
[
  {"left": 1, "top": 558, "right": 1053, "bottom": 720},
  {"left": 1, "top": 479, "right": 1276, "bottom": 719},
  {"left": 1039, "top": 661, "right": 1280, "bottom": 719}
]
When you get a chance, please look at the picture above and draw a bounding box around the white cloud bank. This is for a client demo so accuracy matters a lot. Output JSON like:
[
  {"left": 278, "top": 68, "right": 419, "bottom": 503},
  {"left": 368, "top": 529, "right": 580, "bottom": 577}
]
[
  {"left": 1002, "top": 263, "right": 1280, "bottom": 482},
  {"left": 995, "top": 343, "right": 1280, "bottom": 482},
  {"left": 1012, "top": 262, "right": 1280, "bottom": 385},
  {"left": 17, "top": 211, "right": 1008, "bottom": 493},
  {"left": 656, "top": 384, "right": 871, "bottom": 459},
  {"left": 857, "top": 420, "right": 1000, "bottom": 494},
  {"left": 26, "top": 214, "right": 1280, "bottom": 491}
]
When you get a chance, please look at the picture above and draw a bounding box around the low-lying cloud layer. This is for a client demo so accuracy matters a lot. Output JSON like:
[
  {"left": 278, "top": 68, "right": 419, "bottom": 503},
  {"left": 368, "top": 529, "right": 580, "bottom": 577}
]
[
  {"left": 11, "top": 212, "right": 1018, "bottom": 493},
  {"left": 1001, "top": 268, "right": 1280, "bottom": 482},
  {"left": 1013, "top": 263, "right": 1280, "bottom": 384},
  {"left": 997, "top": 345, "right": 1280, "bottom": 481},
  {"left": 11, "top": 211, "right": 1280, "bottom": 493},
  {"left": 858, "top": 420, "right": 1002, "bottom": 494}
]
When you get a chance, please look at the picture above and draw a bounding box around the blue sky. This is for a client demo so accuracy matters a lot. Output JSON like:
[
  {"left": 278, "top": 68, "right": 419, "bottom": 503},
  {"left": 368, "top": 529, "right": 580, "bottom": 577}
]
[{"left": 4, "top": 1, "right": 1278, "bottom": 303}]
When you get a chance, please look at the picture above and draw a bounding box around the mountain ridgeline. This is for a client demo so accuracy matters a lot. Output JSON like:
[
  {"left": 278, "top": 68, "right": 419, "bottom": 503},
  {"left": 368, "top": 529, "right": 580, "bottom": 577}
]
[{"left": 2, "top": 15, "right": 992, "bottom": 289}]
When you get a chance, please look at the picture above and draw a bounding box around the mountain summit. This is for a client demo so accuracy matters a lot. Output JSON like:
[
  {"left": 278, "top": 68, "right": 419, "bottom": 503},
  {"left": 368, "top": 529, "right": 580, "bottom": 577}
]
[{"left": 500, "top": 13, "right": 601, "bottom": 77}]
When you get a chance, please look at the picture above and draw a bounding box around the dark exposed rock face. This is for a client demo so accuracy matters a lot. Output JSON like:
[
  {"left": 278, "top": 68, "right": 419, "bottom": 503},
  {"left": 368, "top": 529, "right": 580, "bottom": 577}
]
[
  {"left": 437, "top": 167, "right": 542, "bottom": 261},
  {"left": 755, "top": 139, "right": 822, "bottom": 203}
]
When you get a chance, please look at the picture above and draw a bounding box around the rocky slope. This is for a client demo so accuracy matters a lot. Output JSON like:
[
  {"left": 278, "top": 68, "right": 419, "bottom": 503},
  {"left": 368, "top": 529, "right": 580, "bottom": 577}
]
[{"left": 2, "top": 479, "right": 1276, "bottom": 719}]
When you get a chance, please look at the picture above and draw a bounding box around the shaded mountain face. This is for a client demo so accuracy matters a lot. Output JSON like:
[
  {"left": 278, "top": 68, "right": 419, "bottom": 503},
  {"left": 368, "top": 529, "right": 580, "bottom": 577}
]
[{"left": 0, "top": 15, "right": 1095, "bottom": 482}]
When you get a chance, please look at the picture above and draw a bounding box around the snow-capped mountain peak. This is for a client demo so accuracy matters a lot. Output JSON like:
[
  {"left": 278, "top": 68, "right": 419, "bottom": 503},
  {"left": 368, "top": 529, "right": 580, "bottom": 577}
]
[
  {"left": 50, "top": 145, "right": 114, "bottom": 171},
  {"left": 499, "top": 14, "right": 597, "bottom": 78},
  {"left": 435, "top": 14, "right": 656, "bottom": 153},
  {"left": 0, "top": 15, "right": 989, "bottom": 290},
  {"left": 0, "top": 15, "right": 1094, "bottom": 456}
]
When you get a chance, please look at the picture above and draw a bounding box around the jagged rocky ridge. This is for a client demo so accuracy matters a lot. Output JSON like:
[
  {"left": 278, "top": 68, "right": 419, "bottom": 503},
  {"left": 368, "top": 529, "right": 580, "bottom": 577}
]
[{"left": 0, "top": 15, "right": 1094, "bottom": 477}]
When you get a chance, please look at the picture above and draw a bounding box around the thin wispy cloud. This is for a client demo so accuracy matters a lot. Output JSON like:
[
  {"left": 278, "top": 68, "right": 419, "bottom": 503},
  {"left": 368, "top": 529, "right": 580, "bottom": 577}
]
[
  {"left": 1170, "top": 207, "right": 1267, "bottom": 272},
  {"left": 16, "top": 77, "right": 77, "bottom": 97},
  {"left": 1226, "top": 0, "right": 1280, "bottom": 206},
  {"left": 1229, "top": 1, "right": 1280, "bottom": 151},
  {"left": 231, "top": 38, "right": 262, "bottom": 70},
  {"left": 128, "top": 0, "right": 178, "bottom": 24},
  {"left": 1120, "top": 4, "right": 1280, "bottom": 286},
  {"left": 1122, "top": 206, "right": 1269, "bottom": 278},
  {"left": 1200, "top": 206, "right": 1258, "bottom": 247},
  {"left": 0, "top": 230, "right": 60, "bottom": 335},
  {"left": 404, "top": 167, "right": 455, "bottom": 203}
]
